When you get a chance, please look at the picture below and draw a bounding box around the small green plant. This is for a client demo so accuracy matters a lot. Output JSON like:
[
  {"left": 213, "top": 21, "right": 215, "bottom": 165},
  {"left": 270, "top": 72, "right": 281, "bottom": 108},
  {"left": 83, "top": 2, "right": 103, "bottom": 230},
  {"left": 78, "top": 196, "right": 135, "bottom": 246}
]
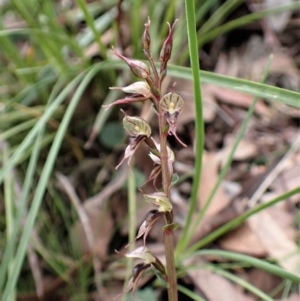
[{"left": 106, "top": 18, "right": 182, "bottom": 300}]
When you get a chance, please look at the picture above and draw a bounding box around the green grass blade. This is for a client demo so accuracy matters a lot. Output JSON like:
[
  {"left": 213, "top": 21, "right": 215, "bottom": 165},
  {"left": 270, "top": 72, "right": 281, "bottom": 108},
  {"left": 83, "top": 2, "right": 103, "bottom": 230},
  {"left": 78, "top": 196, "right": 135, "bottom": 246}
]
[
  {"left": 75, "top": 0, "right": 107, "bottom": 58},
  {"left": 178, "top": 284, "right": 207, "bottom": 301},
  {"left": 176, "top": 0, "right": 204, "bottom": 257},
  {"left": 199, "top": 0, "right": 243, "bottom": 35},
  {"left": 183, "top": 250, "right": 300, "bottom": 284},
  {"left": 0, "top": 77, "right": 67, "bottom": 293},
  {"left": 0, "top": 119, "right": 36, "bottom": 140},
  {"left": 128, "top": 0, "right": 143, "bottom": 57},
  {"left": 183, "top": 56, "right": 273, "bottom": 252},
  {"left": 122, "top": 171, "right": 136, "bottom": 301},
  {"left": 210, "top": 267, "right": 274, "bottom": 301},
  {"left": 0, "top": 131, "right": 46, "bottom": 294},
  {"left": 0, "top": 72, "right": 85, "bottom": 185},
  {"left": 185, "top": 186, "right": 300, "bottom": 253},
  {"left": 1, "top": 64, "right": 105, "bottom": 300},
  {"left": 3, "top": 144, "right": 16, "bottom": 301},
  {"left": 199, "top": 2, "right": 300, "bottom": 47},
  {"left": 167, "top": 64, "right": 300, "bottom": 108},
  {"left": 102, "top": 60, "right": 300, "bottom": 107},
  {"left": 76, "top": 7, "right": 117, "bottom": 48}
]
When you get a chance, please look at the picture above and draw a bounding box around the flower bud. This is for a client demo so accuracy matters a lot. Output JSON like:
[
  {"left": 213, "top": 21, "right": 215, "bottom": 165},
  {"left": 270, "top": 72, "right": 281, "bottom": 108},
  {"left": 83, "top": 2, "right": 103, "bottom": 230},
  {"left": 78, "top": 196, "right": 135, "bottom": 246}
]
[
  {"left": 122, "top": 111, "right": 151, "bottom": 137},
  {"left": 160, "top": 20, "right": 178, "bottom": 77},
  {"left": 132, "top": 209, "right": 164, "bottom": 246},
  {"left": 112, "top": 48, "right": 150, "bottom": 79},
  {"left": 132, "top": 263, "right": 151, "bottom": 281},
  {"left": 142, "top": 17, "right": 151, "bottom": 52},
  {"left": 119, "top": 262, "right": 151, "bottom": 297},
  {"left": 143, "top": 192, "right": 172, "bottom": 212}
]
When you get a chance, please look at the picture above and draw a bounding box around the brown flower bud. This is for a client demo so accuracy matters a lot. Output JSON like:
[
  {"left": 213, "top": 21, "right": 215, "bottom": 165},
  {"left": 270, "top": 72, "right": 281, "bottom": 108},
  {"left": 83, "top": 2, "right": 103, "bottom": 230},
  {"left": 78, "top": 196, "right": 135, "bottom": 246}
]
[
  {"left": 142, "top": 17, "right": 151, "bottom": 52},
  {"left": 118, "top": 262, "right": 151, "bottom": 298},
  {"left": 152, "top": 257, "right": 166, "bottom": 277},
  {"left": 112, "top": 48, "right": 150, "bottom": 79},
  {"left": 160, "top": 19, "right": 178, "bottom": 77},
  {"left": 132, "top": 263, "right": 151, "bottom": 281},
  {"left": 132, "top": 209, "right": 164, "bottom": 246}
]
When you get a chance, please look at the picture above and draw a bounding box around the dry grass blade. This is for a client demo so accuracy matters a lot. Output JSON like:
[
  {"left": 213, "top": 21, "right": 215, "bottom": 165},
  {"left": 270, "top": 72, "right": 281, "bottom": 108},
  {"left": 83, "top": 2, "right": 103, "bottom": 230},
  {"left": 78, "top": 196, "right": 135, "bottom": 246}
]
[{"left": 56, "top": 172, "right": 103, "bottom": 300}]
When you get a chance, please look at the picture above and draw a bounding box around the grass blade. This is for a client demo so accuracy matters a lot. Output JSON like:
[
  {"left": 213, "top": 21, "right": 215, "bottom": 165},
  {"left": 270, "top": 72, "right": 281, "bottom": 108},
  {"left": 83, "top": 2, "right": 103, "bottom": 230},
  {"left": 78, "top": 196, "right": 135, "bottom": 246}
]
[
  {"left": 1, "top": 64, "right": 106, "bottom": 300},
  {"left": 176, "top": 0, "right": 204, "bottom": 257}
]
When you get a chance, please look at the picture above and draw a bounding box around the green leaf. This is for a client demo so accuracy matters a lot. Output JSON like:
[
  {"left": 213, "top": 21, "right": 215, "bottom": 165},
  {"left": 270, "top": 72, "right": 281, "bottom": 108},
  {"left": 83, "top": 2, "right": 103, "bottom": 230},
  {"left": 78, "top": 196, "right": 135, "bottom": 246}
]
[
  {"left": 171, "top": 173, "right": 179, "bottom": 186},
  {"left": 99, "top": 121, "right": 124, "bottom": 149}
]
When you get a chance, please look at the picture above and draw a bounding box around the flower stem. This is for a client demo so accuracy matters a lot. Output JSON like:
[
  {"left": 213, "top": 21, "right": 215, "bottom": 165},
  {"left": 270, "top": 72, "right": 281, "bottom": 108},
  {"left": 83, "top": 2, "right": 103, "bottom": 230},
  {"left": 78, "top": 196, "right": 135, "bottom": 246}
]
[{"left": 158, "top": 108, "right": 178, "bottom": 301}]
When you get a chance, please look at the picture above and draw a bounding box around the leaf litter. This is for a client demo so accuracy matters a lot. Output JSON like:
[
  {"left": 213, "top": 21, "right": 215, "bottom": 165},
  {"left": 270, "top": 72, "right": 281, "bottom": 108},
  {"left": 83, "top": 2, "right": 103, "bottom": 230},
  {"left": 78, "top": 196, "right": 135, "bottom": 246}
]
[{"left": 3, "top": 2, "right": 300, "bottom": 300}]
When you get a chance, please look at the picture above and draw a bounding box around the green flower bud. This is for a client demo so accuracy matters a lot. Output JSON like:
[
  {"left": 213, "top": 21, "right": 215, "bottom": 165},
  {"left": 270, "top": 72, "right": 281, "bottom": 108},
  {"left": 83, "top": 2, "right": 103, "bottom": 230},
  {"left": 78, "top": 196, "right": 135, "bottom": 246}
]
[
  {"left": 144, "top": 192, "right": 172, "bottom": 212},
  {"left": 122, "top": 111, "right": 151, "bottom": 137}
]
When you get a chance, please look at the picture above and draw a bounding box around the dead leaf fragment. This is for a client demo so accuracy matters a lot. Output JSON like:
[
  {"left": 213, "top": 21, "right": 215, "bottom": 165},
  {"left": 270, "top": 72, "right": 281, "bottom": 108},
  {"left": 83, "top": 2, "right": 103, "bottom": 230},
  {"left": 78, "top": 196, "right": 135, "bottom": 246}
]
[
  {"left": 71, "top": 208, "right": 113, "bottom": 259},
  {"left": 187, "top": 268, "right": 254, "bottom": 301},
  {"left": 248, "top": 210, "right": 300, "bottom": 276},
  {"left": 198, "top": 152, "right": 231, "bottom": 217},
  {"left": 219, "top": 223, "right": 266, "bottom": 257}
]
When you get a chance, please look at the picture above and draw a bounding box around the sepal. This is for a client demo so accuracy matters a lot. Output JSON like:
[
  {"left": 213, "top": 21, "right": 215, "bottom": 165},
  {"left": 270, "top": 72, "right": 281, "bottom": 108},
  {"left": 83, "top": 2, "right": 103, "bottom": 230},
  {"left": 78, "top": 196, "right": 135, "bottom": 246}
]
[
  {"left": 115, "top": 136, "right": 145, "bottom": 170},
  {"left": 112, "top": 48, "right": 150, "bottom": 79},
  {"left": 110, "top": 81, "right": 152, "bottom": 98},
  {"left": 128, "top": 209, "right": 164, "bottom": 246},
  {"left": 143, "top": 192, "right": 172, "bottom": 212},
  {"left": 122, "top": 110, "right": 151, "bottom": 137}
]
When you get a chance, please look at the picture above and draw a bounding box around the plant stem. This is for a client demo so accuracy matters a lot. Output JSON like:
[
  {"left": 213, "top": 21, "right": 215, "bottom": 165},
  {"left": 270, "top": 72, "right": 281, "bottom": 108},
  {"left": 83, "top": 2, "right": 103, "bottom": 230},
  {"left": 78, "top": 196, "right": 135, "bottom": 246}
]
[
  {"left": 164, "top": 228, "right": 178, "bottom": 301},
  {"left": 158, "top": 107, "right": 178, "bottom": 301}
]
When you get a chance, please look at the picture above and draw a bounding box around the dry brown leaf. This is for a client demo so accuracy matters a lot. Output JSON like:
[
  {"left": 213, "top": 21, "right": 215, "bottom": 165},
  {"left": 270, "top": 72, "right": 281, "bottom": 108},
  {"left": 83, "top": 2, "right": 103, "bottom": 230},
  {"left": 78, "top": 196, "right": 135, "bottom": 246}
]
[
  {"left": 198, "top": 152, "right": 231, "bottom": 217},
  {"left": 71, "top": 207, "right": 113, "bottom": 259},
  {"left": 99, "top": 285, "right": 124, "bottom": 301},
  {"left": 187, "top": 268, "right": 255, "bottom": 301},
  {"left": 270, "top": 153, "right": 300, "bottom": 203},
  {"left": 219, "top": 135, "right": 258, "bottom": 163},
  {"left": 198, "top": 140, "right": 256, "bottom": 218},
  {"left": 248, "top": 210, "right": 300, "bottom": 276},
  {"left": 218, "top": 224, "right": 266, "bottom": 257},
  {"left": 247, "top": 269, "right": 281, "bottom": 297},
  {"left": 207, "top": 85, "right": 271, "bottom": 116},
  {"left": 267, "top": 202, "right": 296, "bottom": 240}
]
